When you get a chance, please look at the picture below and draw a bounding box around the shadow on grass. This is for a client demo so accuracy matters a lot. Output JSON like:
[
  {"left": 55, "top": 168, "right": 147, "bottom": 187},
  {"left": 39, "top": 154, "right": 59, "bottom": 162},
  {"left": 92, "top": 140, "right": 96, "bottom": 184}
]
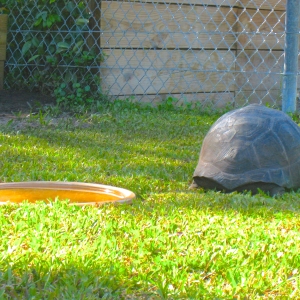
[
  {"left": 0, "top": 266, "right": 135, "bottom": 299},
  {"left": 153, "top": 189, "right": 300, "bottom": 216}
]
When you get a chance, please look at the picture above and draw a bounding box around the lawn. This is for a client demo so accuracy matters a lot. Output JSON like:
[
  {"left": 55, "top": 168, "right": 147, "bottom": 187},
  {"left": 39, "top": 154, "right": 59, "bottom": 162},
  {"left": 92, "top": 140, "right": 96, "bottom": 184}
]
[{"left": 0, "top": 102, "right": 300, "bottom": 299}]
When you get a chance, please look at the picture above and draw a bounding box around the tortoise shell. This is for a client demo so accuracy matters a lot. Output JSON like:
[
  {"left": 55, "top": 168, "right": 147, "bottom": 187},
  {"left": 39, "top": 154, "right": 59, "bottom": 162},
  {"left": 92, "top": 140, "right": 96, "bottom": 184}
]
[{"left": 191, "top": 104, "right": 300, "bottom": 194}]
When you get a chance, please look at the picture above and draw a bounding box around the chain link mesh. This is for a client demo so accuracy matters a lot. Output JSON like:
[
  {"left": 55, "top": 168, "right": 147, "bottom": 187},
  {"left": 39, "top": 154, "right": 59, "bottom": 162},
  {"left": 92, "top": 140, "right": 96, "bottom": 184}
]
[{"left": 4, "top": 0, "right": 289, "bottom": 108}]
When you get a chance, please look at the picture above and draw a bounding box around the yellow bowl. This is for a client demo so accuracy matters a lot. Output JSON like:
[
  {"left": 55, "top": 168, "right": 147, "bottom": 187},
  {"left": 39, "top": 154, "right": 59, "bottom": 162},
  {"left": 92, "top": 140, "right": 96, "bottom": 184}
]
[{"left": 0, "top": 182, "right": 135, "bottom": 206}]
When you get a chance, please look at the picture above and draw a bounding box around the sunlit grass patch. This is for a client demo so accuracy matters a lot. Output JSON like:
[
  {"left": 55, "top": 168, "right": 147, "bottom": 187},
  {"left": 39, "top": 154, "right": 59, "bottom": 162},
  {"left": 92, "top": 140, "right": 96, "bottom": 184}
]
[{"left": 0, "top": 104, "right": 300, "bottom": 298}]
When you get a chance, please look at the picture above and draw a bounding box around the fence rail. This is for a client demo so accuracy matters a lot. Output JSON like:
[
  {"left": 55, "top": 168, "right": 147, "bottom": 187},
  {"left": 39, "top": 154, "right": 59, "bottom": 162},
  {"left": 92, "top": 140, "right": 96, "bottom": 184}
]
[{"left": 3, "top": 0, "right": 299, "bottom": 109}]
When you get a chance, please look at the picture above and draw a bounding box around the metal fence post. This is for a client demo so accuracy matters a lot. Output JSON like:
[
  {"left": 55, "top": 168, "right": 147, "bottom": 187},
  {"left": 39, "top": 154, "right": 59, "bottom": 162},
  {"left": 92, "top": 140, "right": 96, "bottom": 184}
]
[{"left": 282, "top": 0, "right": 300, "bottom": 113}]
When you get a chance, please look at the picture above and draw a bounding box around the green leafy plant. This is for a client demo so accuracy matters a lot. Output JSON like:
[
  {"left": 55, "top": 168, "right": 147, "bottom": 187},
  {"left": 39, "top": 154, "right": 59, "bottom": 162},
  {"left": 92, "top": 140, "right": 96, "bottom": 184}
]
[
  {"left": 54, "top": 81, "right": 96, "bottom": 107},
  {"left": 0, "top": 7, "right": 8, "bottom": 14},
  {"left": 157, "top": 96, "right": 179, "bottom": 111},
  {"left": 3, "top": 0, "right": 106, "bottom": 108}
]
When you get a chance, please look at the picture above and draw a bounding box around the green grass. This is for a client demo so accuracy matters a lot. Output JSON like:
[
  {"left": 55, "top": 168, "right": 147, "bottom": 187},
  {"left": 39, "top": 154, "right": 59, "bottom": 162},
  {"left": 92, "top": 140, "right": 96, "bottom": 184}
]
[{"left": 1, "top": 103, "right": 300, "bottom": 299}]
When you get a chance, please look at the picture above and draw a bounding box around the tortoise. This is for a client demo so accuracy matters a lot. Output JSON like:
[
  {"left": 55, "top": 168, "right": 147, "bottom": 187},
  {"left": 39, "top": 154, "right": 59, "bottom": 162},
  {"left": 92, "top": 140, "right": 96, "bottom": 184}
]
[{"left": 190, "top": 104, "right": 300, "bottom": 196}]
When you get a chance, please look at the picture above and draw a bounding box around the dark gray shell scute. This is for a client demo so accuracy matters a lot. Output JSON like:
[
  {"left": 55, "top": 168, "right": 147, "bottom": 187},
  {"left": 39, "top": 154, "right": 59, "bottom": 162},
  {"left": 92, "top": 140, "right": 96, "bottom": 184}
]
[{"left": 193, "top": 104, "right": 300, "bottom": 191}]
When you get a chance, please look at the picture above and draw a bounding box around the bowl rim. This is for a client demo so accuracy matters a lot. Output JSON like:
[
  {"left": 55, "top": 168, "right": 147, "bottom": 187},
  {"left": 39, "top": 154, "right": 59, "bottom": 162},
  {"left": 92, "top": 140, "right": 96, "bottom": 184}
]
[{"left": 0, "top": 181, "right": 136, "bottom": 205}]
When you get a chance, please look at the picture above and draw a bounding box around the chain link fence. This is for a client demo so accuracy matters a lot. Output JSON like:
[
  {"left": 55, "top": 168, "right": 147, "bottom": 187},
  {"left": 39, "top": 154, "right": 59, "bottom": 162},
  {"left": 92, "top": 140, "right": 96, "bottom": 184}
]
[{"left": 3, "top": 0, "right": 293, "bottom": 108}]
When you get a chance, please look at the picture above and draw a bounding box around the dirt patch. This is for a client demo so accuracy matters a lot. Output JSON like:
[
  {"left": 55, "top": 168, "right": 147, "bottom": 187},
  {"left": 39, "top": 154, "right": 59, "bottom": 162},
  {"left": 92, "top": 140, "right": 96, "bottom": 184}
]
[
  {"left": 0, "top": 90, "right": 56, "bottom": 127},
  {"left": 0, "top": 90, "right": 95, "bottom": 129},
  {"left": 0, "top": 90, "right": 56, "bottom": 115}
]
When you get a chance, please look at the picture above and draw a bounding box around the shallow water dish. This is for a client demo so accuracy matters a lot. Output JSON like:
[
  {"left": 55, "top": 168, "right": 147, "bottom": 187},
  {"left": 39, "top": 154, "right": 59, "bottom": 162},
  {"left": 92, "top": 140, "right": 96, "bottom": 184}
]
[{"left": 0, "top": 182, "right": 135, "bottom": 205}]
